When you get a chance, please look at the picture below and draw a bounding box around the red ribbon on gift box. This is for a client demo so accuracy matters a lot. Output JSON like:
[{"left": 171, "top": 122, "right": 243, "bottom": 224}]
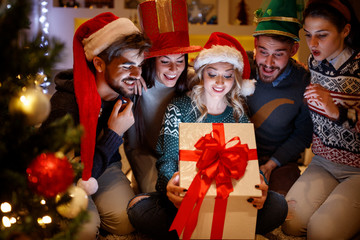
[{"left": 170, "top": 123, "right": 258, "bottom": 239}]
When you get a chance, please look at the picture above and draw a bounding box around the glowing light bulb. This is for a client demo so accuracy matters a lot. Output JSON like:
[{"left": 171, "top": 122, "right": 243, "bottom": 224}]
[
  {"left": 37, "top": 218, "right": 44, "bottom": 226},
  {"left": 39, "top": 15, "right": 46, "bottom": 24},
  {"left": 38, "top": 215, "right": 52, "bottom": 226},
  {"left": 9, "top": 217, "right": 16, "bottom": 224},
  {"left": 42, "top": 215, "right": 52, "bottom": 224},
  {"left": 1, "top": 202, "right": 11, "bottom": 213},
  {"left": 2, "top": 216, "right": 11, "bottom": 227}
]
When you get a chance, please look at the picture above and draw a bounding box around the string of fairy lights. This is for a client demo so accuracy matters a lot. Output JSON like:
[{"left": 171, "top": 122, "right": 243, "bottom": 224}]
[{"left": 38, "top": 0, "right": 50, "bottom": 92}]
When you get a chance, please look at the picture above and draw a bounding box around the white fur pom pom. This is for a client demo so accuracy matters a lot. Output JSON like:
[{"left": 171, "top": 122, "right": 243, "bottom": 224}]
[
  {"left": 241, "top": 79, "right": 256, "bottom": 97},
  {"left": 77, "top": 177, "right": 98, "bottom": 195}
]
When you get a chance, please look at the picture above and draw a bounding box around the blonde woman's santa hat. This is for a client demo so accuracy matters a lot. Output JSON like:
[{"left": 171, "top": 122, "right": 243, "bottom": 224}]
[
  {"left": 73, "top": 12, "right": 140, "bottom": 195},
  {"left": 194, "top": 32, "right": 256, "bottom": 96}
]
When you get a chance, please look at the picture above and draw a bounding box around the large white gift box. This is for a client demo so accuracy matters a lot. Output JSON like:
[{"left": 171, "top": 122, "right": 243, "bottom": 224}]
[{"left": 172, "top": 123, "right": 261, "bottom": 240}]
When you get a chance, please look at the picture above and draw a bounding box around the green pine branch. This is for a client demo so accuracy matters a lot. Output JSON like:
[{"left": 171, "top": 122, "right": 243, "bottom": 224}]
[{"left": 0, "top": 1, "right": 88, "bottom": 239}]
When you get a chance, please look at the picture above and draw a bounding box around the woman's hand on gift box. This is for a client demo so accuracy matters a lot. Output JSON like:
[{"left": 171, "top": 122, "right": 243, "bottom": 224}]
[
  {"left": 247, "top": 174, "right": 268, "bottom": 210},
  {"left": 167, "top": 172, "right": 187, "bottom": 208}
]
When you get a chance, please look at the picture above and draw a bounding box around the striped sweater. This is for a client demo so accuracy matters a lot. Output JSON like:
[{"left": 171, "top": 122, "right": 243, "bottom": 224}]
[{"left": 307, "top": 50, "right": 360, "bottom": 168}]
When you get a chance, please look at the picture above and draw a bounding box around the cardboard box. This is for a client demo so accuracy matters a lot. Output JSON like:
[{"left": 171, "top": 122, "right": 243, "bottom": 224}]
[{"left": 178, "top": 123, "right": 261, "bottom": 239}]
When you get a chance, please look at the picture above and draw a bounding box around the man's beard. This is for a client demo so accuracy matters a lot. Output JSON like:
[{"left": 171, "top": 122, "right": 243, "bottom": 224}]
[
  {"left": 113, "top": 81, "right": 133, "bottom": 98},
  {"left": 258, "top": 64, "right": 280, "bottom": 83},
  {"left": 106, "top": 73, "right": 137, "bottom": 98}
]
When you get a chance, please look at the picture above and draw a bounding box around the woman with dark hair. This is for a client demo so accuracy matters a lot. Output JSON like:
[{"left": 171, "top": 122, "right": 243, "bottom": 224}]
[
  {"left": 124, "top": 0, "right": 202, "bottom": 193},
  {"left": 141, "top": 54, "right": 190, "bottom": 94},
  {"left": 283, "top": 0, "right": 360, "bottom": 239}
]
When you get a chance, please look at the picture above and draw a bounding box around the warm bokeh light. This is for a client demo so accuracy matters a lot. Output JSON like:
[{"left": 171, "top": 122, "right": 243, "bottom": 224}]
[
  {"left": 1, "top": 202, "right": 12, "bottom": 213},
  {"left": 42, "top": 215, "right": 52, "bottom": 224},
  {"left": 37, "top": 215, "right": 52, "bottom": 226},
  {"left": 9, "top": 217, "right": 16, "bottom": 224},
  {"left": 2, "top": 216, "right": 11, "bottom": 228}
]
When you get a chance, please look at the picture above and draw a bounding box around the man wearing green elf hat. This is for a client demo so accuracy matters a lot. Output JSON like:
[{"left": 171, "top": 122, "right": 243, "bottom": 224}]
[{"left": 246, "top": 0, "right": 313, "bottom": 196}]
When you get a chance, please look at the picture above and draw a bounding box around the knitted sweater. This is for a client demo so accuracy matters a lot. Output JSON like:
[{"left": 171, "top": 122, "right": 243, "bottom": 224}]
[
  {"left": 246, "top": 57, "right": 313, "bottom": 166},
  {"left": 125, "top": 80, "right": 176, "bottom": 154},
  {"left": 155, "top": 95, "right": 250, "bottom": 193},
  {"left": 42, "top": 70, "right": 123, "bottom": 179},
  {"left": 307, "top": 50, "right": 360, "bottom": 168}
]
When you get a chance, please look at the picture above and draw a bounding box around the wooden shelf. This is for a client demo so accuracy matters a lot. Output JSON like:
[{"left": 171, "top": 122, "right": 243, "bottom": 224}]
[
  {"left": 48, "top": 0, "right": 260, "bottom": 69},
  {"left": 189, "top": 24, "right": 255, "bottom": 36}
]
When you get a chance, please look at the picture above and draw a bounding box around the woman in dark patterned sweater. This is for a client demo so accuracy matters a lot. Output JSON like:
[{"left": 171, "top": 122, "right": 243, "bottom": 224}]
[{"left": 283, "top": 1, "right": 360, "bottom": 239}]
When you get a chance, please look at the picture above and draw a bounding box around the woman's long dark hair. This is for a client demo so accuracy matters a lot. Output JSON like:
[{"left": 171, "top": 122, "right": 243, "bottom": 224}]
[{"left": 134, "top": 54, "right": 190, "bottom": 145}]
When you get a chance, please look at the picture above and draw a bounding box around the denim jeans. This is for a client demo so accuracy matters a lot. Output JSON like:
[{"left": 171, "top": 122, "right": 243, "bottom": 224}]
[{"left": 127, "top": 190, "right": 287, "bottom": 239}]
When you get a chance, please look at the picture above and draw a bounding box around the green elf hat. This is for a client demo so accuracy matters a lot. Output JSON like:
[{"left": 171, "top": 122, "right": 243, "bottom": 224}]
[{"left": 253, "top": 0, "right": 304, "bottom": 41}]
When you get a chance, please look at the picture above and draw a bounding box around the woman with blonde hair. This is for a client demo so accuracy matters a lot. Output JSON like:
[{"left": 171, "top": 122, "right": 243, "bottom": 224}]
[{"left": 127, "top": 32, "right": 288, "bottom": 239}]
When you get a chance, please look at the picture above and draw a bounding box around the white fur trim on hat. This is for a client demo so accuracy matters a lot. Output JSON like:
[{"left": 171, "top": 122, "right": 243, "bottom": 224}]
[
  {"left": 241, "top": 79, "right": 256, "bottom": 96},
  {"left": 194, "top": 45, "right": 244, "bottom": 73},
  {"left": 82, "top": 18, "right": 140, "bottom": 61},
  {"left": 77, "top": 177, "right": 98, "bottom": 195}
]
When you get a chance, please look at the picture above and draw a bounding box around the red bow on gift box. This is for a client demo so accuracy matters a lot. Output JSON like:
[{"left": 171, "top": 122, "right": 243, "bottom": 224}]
[{"left": 170, "top": 123, "right": 257, "bottom": 240}]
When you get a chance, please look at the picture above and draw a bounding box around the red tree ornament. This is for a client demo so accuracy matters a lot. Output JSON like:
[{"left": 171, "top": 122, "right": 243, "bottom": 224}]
[{"left": 26, "top": 153, "right": 74, "bottom": 198}]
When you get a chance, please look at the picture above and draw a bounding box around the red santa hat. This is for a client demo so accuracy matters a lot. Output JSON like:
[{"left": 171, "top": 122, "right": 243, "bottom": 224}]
[
  {"left": 73, "top": 12, "right": 140, "bottom": 195},
  {"left": 194, "top": 32, "right": 256, "bottom": 96}
]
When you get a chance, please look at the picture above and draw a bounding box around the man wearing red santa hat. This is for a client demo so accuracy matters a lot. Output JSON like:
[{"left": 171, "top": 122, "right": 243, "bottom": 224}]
[{"left": 43, "top": 12, "right": 150, "bottom": 239}]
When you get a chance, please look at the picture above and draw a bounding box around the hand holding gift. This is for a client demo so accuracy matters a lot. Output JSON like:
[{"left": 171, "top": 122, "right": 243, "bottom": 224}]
[
  {"left": 248, "top": 174, "right": 268, "bottom": 210},
  {"left": 167, "top": 172, "right": 187, "bottom": 209},
  {"left": 170, "top": 170, "right": 270, "bottom": 210}
]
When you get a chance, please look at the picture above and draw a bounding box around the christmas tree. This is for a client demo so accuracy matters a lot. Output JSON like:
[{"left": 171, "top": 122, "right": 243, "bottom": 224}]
[{"left": 0, "top": 0, "right": 89, "bottom": 239}]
